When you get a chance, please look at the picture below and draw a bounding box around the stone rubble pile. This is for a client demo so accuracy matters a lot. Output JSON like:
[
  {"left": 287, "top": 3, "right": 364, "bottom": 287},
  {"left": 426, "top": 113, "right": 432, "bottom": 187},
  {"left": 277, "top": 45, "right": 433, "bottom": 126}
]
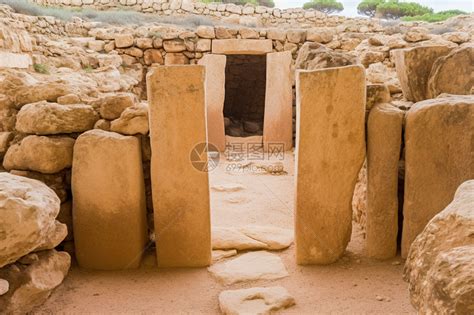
[{"left": 0, "top": 173, "right": 71, "bottom": 313}]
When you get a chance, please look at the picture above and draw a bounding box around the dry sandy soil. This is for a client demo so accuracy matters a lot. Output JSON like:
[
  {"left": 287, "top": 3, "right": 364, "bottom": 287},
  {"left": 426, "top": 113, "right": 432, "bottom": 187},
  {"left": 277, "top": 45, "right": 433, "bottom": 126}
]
[{"left": 35, "top": 152, "right": 415, "bottom": 314}]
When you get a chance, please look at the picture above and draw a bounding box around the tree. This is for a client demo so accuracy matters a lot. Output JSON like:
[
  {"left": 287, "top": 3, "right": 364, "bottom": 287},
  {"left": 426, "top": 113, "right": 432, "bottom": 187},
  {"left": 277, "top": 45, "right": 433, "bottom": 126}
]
[
  {"left": 375, "top": 0, "right": 433, "bottom": 19},
  {"left": 303, "top": 0, "right": 344, "bottom": 14},
  {"left": 357, "top": 0, "right": 385, "bottom": 17}
]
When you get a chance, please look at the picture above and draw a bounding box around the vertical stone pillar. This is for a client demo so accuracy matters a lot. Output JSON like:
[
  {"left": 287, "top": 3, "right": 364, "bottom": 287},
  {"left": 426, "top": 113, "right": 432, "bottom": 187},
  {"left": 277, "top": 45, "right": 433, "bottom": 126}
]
[
  {"left": 264, "top": 51, "right": 293, "bottom": 151},
  {"left": 402, "top": 95, "right": 474, "bottom": 258},
  {"left": 198, "top": 54, "right": 226, "bottom": 152},
  {"left": 366, "top": 104, "right": 404, "bottom": 259},
  {"left": 295, "top": 65, "right": 366, "bottom": 265},
  {"left": 147, "top": 65, "right": 211, "bottom": 267},
  {"left": 72, "top": 129, "right": 147, "bottom": 270}
]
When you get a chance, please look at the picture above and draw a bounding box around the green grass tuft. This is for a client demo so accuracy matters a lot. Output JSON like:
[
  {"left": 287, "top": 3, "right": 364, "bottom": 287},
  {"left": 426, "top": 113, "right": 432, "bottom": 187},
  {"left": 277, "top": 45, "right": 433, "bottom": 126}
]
[{"left": 33, "top": 63, "right": 49, "bottom": 74}]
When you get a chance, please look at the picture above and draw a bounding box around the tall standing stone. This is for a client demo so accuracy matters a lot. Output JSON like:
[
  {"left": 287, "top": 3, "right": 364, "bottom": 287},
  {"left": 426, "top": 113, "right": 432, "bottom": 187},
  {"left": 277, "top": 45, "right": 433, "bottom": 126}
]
[
  {"left": 263, "top": 51, "right": 293, "bottom": 151},
  {"left": 72, "top": 129, "right": 147, "bottom": 270},
  {"left": 147, "top": 65, "right": 211, "bottom": 267},
  {"left": 393, "top": 46, "right": 451, "bottom": 102},
  {"left": 295, "top": 65, "right": 366, "bottom": 265},
  {"left": 402, "top": 95, "right": 474, "bottom": 258},
  {"left": 366, "top": 104, "right": 404, "bottom": 259},
  {"left": 198, "top": 54, "right": 226, "bottom": 152}
]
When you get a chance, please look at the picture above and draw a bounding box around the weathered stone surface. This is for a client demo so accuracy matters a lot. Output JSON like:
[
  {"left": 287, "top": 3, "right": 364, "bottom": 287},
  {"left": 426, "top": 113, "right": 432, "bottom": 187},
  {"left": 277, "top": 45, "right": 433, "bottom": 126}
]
[
  {"left": 198, "top": 54, "right": 226, "bottom": 152},
  {"left": 295, "top": 42, "right": 357, "bottom": 70},
  {"left": 0, "top": 250, "right": 70, "bottom": 313},
  {"left": 0, "top": 279, "right": 8, "bottom": 296},
  {"left": 72, "top": 130, "right": 147, "bottom": 270},
  {"left": 212, "top": 250, "right": 238, "bottom": 262},
  {"left": 93, "top": 92, "right": 137, "bottom": 120},
  {"left": 366, "top": 104, "right": 404, "bottom": 259},
  {"left": 421, "top": 245, "right": 474, "bottom": 314},
  {"left": 13, "top": 82, "right": 77, "bottom": 107},
  {"left": 366, "top": 84, "right": 391, "bottom": 110},
  {"left": 427, "top": 46, "right": 474, "bottom": 99},
  {"left": 263, "top": 51, "right": 293, "bottom": 151},
  {"left": 3, "top": 136, "right": 74, "bottom": 174},
  {"left": 115, "top": 34, "right": 134, "bottom": 48},
  {"left": 402, "top": 95, "right": 474, "bottom": 258},
  {"left": 0, "top": 131, "right": 13, "bottom": 158},
  {"left": 110, "top": 103, "right": 149, "bottom": 135},
  {"left": 0, "top": 173, "right": 65, "bottom": 267},
  {"left": 393, "top": 46, "right": 452, "bottom": 102},
  {"left": 143, "top": 49, "right": 163, "bottom": 65},
  {"left": 404, "top": 181, "right": 474, "bottom": 314},
  {"left": 212, "top": 226, "right": 293, "bottom": 251},
  {"left": 295, "top": 66, "right": 366, "bottom": 264},
  {"left": 306, "top": 27, "right": 335, "bottom": 44},
  {"left": 15, "top": 102, "right": 98, "bottom": 135},
  {"left": 219, "top": 286, "right": 296, "bottom": 315},
  {"left": 212, "top": 39, "right": 272, "bottom": 55},
  {"left": 0, "top": 52, "right": 32, "bottom": 69},
  {"left": 147, "top": 66, "right": 211, "bottom": 267},
  {"left": 208, "top": 251, "right": 289, "bottom": 285}
]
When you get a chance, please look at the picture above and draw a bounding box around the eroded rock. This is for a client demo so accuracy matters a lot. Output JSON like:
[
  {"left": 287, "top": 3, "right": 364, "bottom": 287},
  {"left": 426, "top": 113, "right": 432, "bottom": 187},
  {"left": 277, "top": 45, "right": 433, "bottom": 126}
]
[
  {"left": 404, "top": 180, "right": 474, "bottom": 314},
  {"left": 219, "top": 286, "right": 296, "bottom": 315},
  {"left": 0, "top": 173, "right": 65, "bottom": 267},
  {"left": 295, "top": 42, "right": 357, "bottom": 70},
  {"left": 0, "top": 250, "right": 70, "bottom": 313},
  {"left": 3, "top": 136, "right": 74, "bottom": 174},
  {"left": 15, "top": 101, "right": 98, "bottom": 135}
]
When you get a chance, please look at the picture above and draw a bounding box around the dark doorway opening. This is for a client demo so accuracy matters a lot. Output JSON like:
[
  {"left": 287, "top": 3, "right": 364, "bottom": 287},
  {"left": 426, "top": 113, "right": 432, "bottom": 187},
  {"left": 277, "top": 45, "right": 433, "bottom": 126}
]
[{"left": 223, "top": 55, "right": 266, "bottom": 137}]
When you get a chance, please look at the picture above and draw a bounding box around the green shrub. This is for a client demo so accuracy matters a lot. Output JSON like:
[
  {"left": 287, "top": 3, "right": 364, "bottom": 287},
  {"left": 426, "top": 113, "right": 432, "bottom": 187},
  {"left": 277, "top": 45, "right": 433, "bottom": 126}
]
[
  {"left": 357, "top": 0, "right": 385, "bottom": 17},
  {"left": 375, "top": 0, "right": 432, "bottom": 19},
  {"left": 33, "top": 63, "right": 49, "bottom": 74},
  {"left": 303, "top": 0, "right": 344, "bottom": 14},
  {"left": 401, "top": 10, "right": 468, "bottom": 23}
]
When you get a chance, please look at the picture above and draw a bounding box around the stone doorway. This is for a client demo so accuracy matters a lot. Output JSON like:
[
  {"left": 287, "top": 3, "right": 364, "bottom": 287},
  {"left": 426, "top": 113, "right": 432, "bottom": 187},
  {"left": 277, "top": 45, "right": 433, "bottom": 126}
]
[
  {"left": 223, "top": 55, "right": 266, "bottom": 138},
  {"left": 199, "top": 39, "right": 293, "bottom": 153}
]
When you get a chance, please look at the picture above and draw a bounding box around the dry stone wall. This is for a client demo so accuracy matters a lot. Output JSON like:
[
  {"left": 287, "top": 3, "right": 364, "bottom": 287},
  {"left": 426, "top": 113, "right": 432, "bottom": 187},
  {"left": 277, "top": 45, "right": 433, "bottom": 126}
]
[{"left": 32, "top": 0, "right": 328, "bottom": 27}]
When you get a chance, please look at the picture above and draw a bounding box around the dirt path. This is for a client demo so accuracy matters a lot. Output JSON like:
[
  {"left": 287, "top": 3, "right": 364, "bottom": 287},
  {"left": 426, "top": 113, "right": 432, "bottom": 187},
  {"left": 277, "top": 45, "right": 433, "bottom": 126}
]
[{"left": 35, "top": 152, "right": 415, "bottom": 314}]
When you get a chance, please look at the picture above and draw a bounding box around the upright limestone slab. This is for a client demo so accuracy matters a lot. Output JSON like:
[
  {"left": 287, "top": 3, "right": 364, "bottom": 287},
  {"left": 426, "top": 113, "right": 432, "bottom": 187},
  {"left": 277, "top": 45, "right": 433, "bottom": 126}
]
[
  {"left": 295, "top": 65, "right": 366, "bottom": 265},
  {"left": 263, "top": 51, "right": 293, "bottom": 151},
  {"left": 198, "top": 54, "right": 226, "bottom": 152},
  {"left": 366, "top": 104, "right": 404, "bottom": 259},
  {"left": 72, "top": 129, "right": 147, "bottom": 270},
  {"left": 147, "top": 65, "right": 211, "bottom": 267},
  {"left": 393, "top": 46, "right": 451, "bottom": 102},
  {"left": 402, "top": 95, "right": 474, "bottom": 258}
]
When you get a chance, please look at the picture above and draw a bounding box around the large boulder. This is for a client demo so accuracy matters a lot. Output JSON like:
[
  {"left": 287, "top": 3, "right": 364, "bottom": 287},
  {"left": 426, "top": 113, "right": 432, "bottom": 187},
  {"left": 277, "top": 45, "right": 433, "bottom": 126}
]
[
  {"left": 15, "top": 102, "right": 99, "bottom": 135},
  {"left": 3, "top": 136, "right": 75, "bottom": 174},
  {"left": 295, "top": 42, "right": 357, "bottom": 70},
  {"left": 393, "top": 46, "right": 452, "bottom": 102},
  {"left": 0, "top": 173, "right": 66, "bottom": 267},
  {"left": 92, "top": 92, "right": 137, "bottom": 120},
  {"left": 402, "top": 95, "right": 474, "bottom": 257},
  {"left": 0, "top": 249, "right": 71, "bottom": 313},
  {"left": 427, "top": 45, "right": 474, "bottom": 99},
  {"left": 404, "top": 180, "right": 474, "bottom": 314}
]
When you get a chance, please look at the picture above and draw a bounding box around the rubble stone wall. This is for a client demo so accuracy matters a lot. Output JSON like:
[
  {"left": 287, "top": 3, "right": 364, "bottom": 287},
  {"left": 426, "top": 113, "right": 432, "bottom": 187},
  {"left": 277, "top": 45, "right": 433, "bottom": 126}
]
[{"left": 31, "top": 0, "right": 328, "bottom": 26}]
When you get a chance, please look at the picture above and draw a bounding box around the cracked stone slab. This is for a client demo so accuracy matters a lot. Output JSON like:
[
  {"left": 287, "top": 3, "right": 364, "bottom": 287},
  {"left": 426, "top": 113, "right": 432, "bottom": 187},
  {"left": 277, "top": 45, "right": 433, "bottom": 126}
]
[
  {"left": 208, "top": 251, "right": 289, "bottom": 285},
  {"left": 212, "top": 250, "right": 238, "bottom": 263},
  {"left": 212, "top": 226, "right": 293, "bottom": 251},
  {"left": 219, "top": 286, "right": 296, "bottom": 315}
]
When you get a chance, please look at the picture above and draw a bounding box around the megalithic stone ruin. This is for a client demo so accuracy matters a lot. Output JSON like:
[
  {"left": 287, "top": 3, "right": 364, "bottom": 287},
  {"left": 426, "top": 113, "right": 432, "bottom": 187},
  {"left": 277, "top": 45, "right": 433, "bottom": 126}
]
[
  {"left": 295, "top": 65, "right": 366, "bottom": 265},
  {"left": 147, "top": 65, "right": 212, "bottom": 267},
  {"left": 72, "top": 129, "right": 148, "bottom": 270}
]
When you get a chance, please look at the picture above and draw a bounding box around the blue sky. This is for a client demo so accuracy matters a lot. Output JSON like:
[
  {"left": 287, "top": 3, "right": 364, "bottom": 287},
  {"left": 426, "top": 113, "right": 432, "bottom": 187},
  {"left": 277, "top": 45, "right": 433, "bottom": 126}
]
[{"left": 273, "top": 0, "right": 474, "bottom": 16}]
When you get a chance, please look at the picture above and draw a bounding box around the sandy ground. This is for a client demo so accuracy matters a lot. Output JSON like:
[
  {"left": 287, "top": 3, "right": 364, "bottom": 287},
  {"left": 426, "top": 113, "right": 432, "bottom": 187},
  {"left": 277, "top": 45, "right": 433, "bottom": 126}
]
[{"left": 35, "top": 152, "right": 415, "bottom": 314}]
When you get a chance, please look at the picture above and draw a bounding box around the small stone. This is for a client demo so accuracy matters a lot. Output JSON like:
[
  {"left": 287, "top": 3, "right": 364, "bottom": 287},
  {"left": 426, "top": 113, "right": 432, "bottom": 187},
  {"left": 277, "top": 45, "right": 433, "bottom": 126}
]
[
  {"left": 212, "top": 249, "right": 237, "bottom": 262},
  {"left": 0, "top": 279, "right": 9, "bottom": 296},
  {"left": 219, "top": 286, "right": 295, "bottom": 315},
  {"left": 115, "top": 34, "right": 134, "bottom": 48}
]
